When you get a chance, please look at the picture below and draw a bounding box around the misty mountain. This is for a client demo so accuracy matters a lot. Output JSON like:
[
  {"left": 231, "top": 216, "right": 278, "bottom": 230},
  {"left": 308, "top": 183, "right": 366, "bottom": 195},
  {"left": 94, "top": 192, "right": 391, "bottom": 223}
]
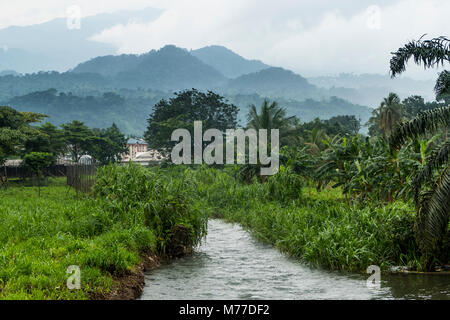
[
  {"left": 0, "top": 7, "right": 162, "bottom": 73},
  {"left": 71, "top": 53, "right": 141, "bottom": 77},
  {"left": 309, "top": 73, "right": 437, "bottom": 107},
  {"left": 6, "top": 88, "right": 169, "bottom": 135},
  {"left": 0, "top": 69, "right": 19, "bottom": 76},
  {"left": 5, "top": 88, "right": 372, "bottom": 136},
  {"left": 191, "top": 45, "right": 270, "bottom": 79},
  {"left": 224, "top": 67, "right": 319, "bottom": 99},
  {"left": 74, "top": 45, "right": 227, "bottom": 91}
]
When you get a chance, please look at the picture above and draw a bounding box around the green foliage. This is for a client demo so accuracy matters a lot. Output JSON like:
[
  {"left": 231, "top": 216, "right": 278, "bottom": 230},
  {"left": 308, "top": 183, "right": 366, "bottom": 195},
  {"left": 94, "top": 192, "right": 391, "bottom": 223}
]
[
  {"left": 246, "top": 99, "right": 298, "bottom": 144},
  {"left": 60, "top": 121, "right": 127, "bottom": 164},
  {"left": 390, "top": 35, "right": 450, "bottom": 99},
  {"left": 367, "top": 92, "right": 404, "bottom": 137},
  {"left": 0, "top": 106, "right": 44, "bottom": 165},
  {"left": 22, "top": 122, "right": 65, "bottom": 162},
  {"left": 189, "top": 167, "right": 421, "bottom": 272},
  {"left": 388, "top": 107, "right": 450, "bottom": 258},
  {"left": 389, "top": 106, "right": 450, "bottom": 149},
  {"left": 88, "top": 124, "right": 127, "bottom": 165},
  {"left": 61, "top": 120, "right": 94, "bottom": 162},
  {"left": 22, "top": 152, "right": 53, "bottom": 173},
  {"left": 94, "top": 164, "right": 208, "bottom": 254},
  {"left": 0, "top": 164, "right": 209, "bottom": 299},
  {"left": 144, "top": 89, "right": 239, "bottom": 154},
  {"left": 5, "top": 88, "right": 166, "bottom": 135},
  {"left": 21, "top": 152, "right": 54, "bottom": 196},
  {"left": 390, "top": 36, "right": 450, "bottom": 77},
  {"left": 0, "top": 182, "right": 140, "bottom": 299},
  {"left": 389, "top": 35, "right": 450, "bottom": 262}
]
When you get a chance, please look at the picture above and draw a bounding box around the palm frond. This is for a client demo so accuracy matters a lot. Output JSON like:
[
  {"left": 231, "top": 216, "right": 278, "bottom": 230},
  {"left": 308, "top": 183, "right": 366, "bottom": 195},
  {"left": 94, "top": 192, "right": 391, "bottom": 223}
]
[
  {"left": 435, "top": 70, "right": 450, "bottom": 99},
  {"left": 412, "top": 141, "right": 450, "bottom": 203},
  {"left": 415, "top": 166, "right": 450, "bottom": 254},
  {"left": 389, "top": 106, "right": 450, "bottom": 149},
  {"left": 390, "top": 35, "right": 450, "bottom": 77}
]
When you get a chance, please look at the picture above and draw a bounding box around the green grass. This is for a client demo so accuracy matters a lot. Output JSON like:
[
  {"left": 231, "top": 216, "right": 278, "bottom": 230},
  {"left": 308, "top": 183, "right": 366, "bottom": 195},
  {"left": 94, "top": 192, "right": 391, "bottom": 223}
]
[
  {"left": 0, "top": 164, "right": 440, "bottom": 299},
  {"left": 188, "top": 167, "right": 425, "bottom": 272},
  {"left": 0, "top": 165, "right": 207, "bottom": 300}
]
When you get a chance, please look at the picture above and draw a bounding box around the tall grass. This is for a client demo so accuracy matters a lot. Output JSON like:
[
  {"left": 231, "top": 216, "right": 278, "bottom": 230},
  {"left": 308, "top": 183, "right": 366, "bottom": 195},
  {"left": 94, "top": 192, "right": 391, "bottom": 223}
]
[
  {"left": 186, "top": 166, "right": 424, "bottom": 272},
  {"left": 0, "top": 164, "right": 207, "bottom": 299},
  {"left": 94, "top": 164, "right": 208, "bottom": 254}
]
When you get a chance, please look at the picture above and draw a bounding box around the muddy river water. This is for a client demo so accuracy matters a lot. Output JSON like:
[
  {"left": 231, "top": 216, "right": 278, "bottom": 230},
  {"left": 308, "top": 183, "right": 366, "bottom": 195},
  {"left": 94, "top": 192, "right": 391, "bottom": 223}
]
[{"left": 141, "top": 219, "right": 450, "bottom": 300}]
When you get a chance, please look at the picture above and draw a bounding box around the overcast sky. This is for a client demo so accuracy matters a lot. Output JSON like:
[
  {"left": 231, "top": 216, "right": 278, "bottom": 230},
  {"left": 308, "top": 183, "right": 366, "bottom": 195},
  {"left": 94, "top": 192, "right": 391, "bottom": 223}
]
[{"left": 0, "top": 0, "right": 449, "bottom": 79}]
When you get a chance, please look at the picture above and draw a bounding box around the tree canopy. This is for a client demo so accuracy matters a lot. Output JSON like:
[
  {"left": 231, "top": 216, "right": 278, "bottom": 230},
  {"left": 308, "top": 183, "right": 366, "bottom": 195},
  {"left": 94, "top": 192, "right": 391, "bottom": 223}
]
[{"left": 144, "top": 89, "right": 239, "bottom": 154}]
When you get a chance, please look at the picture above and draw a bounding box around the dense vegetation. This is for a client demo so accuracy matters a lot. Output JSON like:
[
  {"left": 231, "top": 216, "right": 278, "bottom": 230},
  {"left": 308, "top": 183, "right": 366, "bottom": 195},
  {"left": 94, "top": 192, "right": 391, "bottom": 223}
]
[
  {"left": 187, "top": 166, "right": 423, "bottom": 271},
  {"left": 0, "top": 45, "right": 373, "bottom": 135},
  {"left": 0, "top": 105, "right": 127, "bottom": 171},
  {"left": 0, "top": 166, "right": 208, "bottom": 299}
]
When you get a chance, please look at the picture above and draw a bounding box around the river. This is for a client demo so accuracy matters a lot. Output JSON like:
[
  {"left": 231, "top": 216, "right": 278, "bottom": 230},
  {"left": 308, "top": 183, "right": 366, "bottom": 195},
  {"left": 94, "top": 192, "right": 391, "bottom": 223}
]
[{"left": 141, "top": 219, "right": 450, "bottom": 300}]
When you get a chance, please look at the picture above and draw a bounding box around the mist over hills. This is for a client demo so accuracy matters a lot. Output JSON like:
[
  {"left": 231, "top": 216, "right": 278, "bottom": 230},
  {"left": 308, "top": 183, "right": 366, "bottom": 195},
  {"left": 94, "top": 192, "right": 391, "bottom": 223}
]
[
  {"left": 0, "top": 43, "right": 393, "bottom": 134},
  {"left": 309, "top": 73, "right": 436, "bottom": 107},
  {"left": 224, "top": 67, "right": 319, "bottom": 99},
  {"left": 0, "top": 7, "right": 162, "bottom": 73},
  {"left": 0, "top": 7, "right": 438, "bottom": 135},
  {"left": 73, "top": 45, "right": 227, "bottom": 91},
  {"left": 191, "top": 45, "right": 270, "bottom": 79}
]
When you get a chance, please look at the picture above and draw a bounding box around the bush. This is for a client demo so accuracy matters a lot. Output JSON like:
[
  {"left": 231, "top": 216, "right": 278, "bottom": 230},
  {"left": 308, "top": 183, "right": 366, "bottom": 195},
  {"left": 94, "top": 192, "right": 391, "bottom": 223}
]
[{"left": 94, "top": 163, "right": 208, "bottom": 255}]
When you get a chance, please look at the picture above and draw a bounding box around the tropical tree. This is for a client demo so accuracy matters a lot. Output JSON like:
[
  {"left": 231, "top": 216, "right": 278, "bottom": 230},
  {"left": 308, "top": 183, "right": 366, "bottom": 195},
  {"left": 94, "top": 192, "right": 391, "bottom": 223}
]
[
  {"left": 390, "top": 35, "right": 450, "bottom": 99},
  {"left": 246, "top": 99, "right": 298, "bottom": 145},
  {"left": 390, "top": 35, "right": 450, "bottom": 262},
  {"left": 61, "top": 120, "right": 95, "bottom": 162},
  {"left": 145, "top": 89, "right": 238, "bottom": 155},
  {"left": 22, "top": 152, "right": 53, "bottom": 197},
  {"left": 303, "top": 127, "right": 329, "bottom": 155},
  {"left": 368, "top": 93, "right": 404, "bottom": 138},
  {"left": 240, "top": 100, "right": 298, "bottom": 182},
  {"left": 0, "top": 106, "right": 47, "bottom": 188},
  {"left": 88, "top": 123, "right": 127, "bottom": 165},
  {"left": 389, "top": 107, "right": 450, "bottom": 258},
  {"left": 22, "top": 122, "right": 66, "bottom": 163}
]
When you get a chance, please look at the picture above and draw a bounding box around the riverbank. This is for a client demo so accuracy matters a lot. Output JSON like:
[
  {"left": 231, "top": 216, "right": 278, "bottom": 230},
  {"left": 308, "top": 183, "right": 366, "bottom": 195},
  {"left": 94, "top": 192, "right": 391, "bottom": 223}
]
[
  {"left": 0, "top": 165, "right": 207, "bottom": 300},
  {"left": 188, "top": 167, "right": 449, "bottom": 272},
  {"left": 141, "top": 219, "right": 450, "bottom": 300},
  {"left": 1, "top": 164, "right": 448, "bottom": 299}
]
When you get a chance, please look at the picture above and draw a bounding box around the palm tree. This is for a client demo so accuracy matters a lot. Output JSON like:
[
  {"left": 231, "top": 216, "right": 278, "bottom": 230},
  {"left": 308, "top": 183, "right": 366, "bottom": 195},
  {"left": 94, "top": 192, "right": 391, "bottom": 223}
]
[
  {"left": 304, "top": 127, "right": 329, "bottom": 155},
  {"left": 390, "top": 107, "right": 450, "bottom": 258},
  {"left": 242, "top": 100, "right": 297, "bottom": 182},
  {"left": 247, "top": 100, "right": 296, "bottom": 130},
  {"left": 379, "top": 93, "right": 403, "bottom": 137},
  {"left": 367, "top": 93, "right": 403, "bottom": 138},
  {"left": 390, "top": 35, "right": 450, "bottom": 99},
  {"left": 390, "top": 35, "right": 450, "bottom": 261}
]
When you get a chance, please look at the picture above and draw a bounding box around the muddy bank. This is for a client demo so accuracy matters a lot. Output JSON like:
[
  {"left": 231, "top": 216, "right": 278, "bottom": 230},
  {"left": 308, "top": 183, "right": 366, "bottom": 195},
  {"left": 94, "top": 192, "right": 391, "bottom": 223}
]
[
  {"left": 91, "top": 253, "right": 161, "bottom": 300},
  {"left": 93, "top": 225, "right": 194, "bottom": 300}
]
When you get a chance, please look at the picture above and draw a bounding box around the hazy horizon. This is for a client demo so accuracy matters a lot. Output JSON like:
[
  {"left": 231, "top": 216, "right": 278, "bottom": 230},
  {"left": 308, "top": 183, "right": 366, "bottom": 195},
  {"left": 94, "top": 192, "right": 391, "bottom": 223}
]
[{"left": 0, "top": 0, "right": 449, "bottom": 80}]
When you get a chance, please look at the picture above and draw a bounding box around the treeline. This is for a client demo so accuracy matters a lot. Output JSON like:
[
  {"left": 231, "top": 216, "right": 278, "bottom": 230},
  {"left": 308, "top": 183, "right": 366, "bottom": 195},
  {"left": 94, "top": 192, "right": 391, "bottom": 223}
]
[
  {"left": 4, "top": 88, "right": 165, "bottom": 135},
  {"left": 0, "top": 105, "right": 128, "bottom": 181}
]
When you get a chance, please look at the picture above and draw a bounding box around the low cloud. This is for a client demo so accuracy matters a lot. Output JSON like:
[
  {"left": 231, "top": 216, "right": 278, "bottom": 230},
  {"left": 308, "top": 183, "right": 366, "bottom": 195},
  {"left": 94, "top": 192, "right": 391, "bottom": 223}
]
[
  {"left": 1, "top": 0, "right": 448, "bottom": 79},
  {"left": 88, "top": 0, "right": 449, "bottom": 79}
]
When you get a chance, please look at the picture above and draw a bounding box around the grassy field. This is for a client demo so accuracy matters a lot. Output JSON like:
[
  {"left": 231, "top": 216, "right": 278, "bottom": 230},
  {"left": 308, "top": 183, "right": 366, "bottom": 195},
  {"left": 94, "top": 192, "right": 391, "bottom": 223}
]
[
  {"left": 0, "top": 164, "right": 445, "bottom": 299},
  {"left": 0, "top": 166, "right": 207, "bottom": 300}
]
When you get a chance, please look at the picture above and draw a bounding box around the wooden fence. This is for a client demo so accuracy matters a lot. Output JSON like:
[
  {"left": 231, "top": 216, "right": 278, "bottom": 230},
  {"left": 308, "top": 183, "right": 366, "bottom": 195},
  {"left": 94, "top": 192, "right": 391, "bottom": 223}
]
[
  {"left": 1, "top": 160, "right": 97, "bottom": 193},
  {"left": 4, "top": 164, "right": 68, "bottom": 179},
  {"left": 66, "top": 162, "right": 97, "bottom": 193}
]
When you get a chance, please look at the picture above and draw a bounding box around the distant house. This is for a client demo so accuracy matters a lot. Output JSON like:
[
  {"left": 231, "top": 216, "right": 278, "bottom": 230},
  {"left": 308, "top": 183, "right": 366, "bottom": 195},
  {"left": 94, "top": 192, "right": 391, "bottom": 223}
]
[
  {"left": 124, "top": 138, "right": 148, "bottom": 161},
  {"left": 122, "top": 138, "right": 165, "bottom": 164}
]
